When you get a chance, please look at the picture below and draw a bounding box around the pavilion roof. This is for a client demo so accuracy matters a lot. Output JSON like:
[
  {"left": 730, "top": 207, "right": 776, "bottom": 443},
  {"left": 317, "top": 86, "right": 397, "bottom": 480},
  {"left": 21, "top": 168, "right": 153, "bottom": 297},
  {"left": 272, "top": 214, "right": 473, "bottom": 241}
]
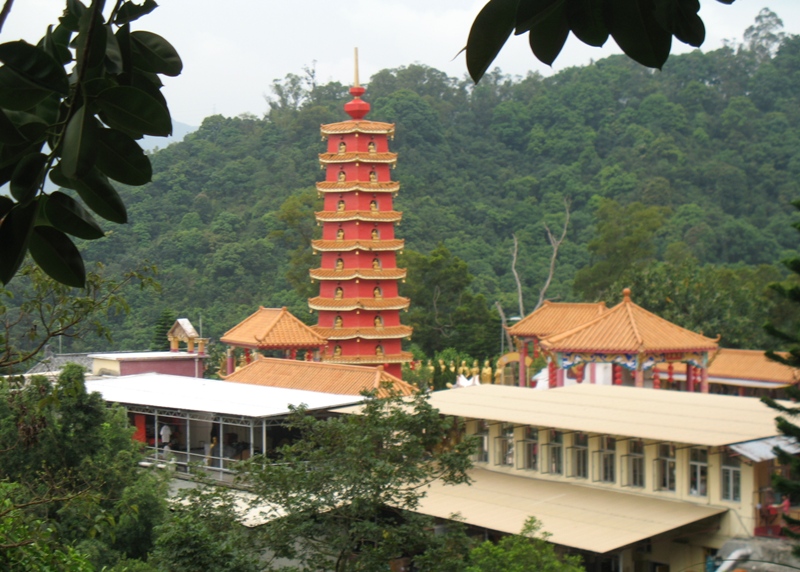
[
  {"left": 221, "top": 307, "right": 325, "bottom": 349},
  {"left": 708, "top": 348, "right": 799, "bottom": 385},
  {"left": 508, "top": 301, "right": 607, "bottom": 339},
  {"left": 225, "top": 357, "right": 416, "bottom": 398},
  {"left": 540, "top": 289, "right": 718, "bottom": 355}
]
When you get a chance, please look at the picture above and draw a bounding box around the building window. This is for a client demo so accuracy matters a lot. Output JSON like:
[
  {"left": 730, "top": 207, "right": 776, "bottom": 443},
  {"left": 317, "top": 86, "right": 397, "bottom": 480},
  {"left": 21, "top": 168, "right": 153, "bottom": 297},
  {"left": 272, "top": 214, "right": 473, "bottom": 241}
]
[
  {"left": 570, "top": 432, "right": 588, "bottom": 479},
  {"left": 598, "top": 436, "right": 616, "bottom": 483},
  {"left": 656, "top": 444, "right": 676, "bottom": 491},
  {"left": 495, "top": 423, "right": 514, "bottom": 466},
  {"left": 626, "top": 439, "right": 645, "bottom": 488},
  {"left": 721, "top": 452, "right": 741, "bottom": 502},
  {"left": 475, "top": 420, "right": 489, "bottom": 463},
  {"left": 689, "top": 448, "right": 708, "bottom": 497},
  {"left": 520, "top": 426, "right": 538, "bottom": 471},
  {"left": 547, "top": 430, "right": 563, "bottom": 475}
]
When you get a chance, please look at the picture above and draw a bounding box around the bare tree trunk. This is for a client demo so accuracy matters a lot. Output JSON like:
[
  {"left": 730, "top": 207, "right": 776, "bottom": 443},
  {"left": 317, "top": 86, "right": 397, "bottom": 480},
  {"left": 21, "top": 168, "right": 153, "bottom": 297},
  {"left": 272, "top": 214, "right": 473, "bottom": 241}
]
[
  {"left": 511, "top": 233, "right": 525, "bottom": 318},
  {"left": 535, "top": 198, "right": 571, "bottom": 311},
  {"left": 495, "top": 301, "right": 514, "bottom": 353}
]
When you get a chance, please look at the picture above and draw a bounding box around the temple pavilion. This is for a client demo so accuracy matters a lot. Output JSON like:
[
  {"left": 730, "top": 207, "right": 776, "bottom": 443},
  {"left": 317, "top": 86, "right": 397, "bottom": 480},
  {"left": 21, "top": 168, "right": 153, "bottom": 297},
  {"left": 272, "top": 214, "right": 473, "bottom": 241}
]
[{"left": 308, "top": 53, "right": 412, "bottom": 377}]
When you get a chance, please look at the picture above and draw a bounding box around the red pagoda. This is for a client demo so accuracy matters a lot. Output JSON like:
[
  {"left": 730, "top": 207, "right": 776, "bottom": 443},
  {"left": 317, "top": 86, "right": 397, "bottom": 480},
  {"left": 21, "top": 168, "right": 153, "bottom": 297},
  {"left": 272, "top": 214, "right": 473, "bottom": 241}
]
[{"left": 309, "top": 51, "right": 412, "bottom": 378}]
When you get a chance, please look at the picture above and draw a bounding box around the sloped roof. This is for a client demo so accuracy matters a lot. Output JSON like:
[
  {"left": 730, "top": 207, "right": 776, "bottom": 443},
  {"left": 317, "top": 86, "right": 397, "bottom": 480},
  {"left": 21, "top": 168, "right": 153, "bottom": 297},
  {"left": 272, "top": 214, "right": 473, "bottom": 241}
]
[
  {"left": 320, "top": 120, "right": 395, "bottom": 136},
  {"left": 225, "top": 358, "right": 416, "bottom": 397},
  {"left": 311, "top": 239, "right": 404, "bottom": 252},
  {"left": 540, "top": 289, "right": 718, "bottom": 354},
  {"left": 708, "top": 348, "right": 798, "bottom": 385},
  {"left": 168, "top": 318, "right": 199, "bottom": 340},
  {"left": 308, "top": 297, "right": 410, "bottom": 311},
  {"left": 508, "top": 301, "right": 607, "bottom": 339},
  {"left": 316, "top": 181, "right": 399, "bottom": 193},
  {"left": 309, "top": 268, "right": 406, "bottom": 281},
  {"left": 313, "top": 325, "right": 413, "bottom": 340},
  {"left": 315, "top": 210, "right": 402, "bottom": 223},
  {"left": 221, "top": 307, "right": 325, "bottom": 349}
]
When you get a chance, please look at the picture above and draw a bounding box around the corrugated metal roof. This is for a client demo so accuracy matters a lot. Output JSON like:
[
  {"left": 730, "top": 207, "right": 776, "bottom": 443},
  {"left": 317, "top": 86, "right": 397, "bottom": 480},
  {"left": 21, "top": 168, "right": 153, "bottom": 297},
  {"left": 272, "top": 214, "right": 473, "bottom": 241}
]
[
  {"left": 225, "top": 358, "right": 416, "bottom": 397},
  {"left": 221, "top": 307, "right": 325, "bottom": 349},
  {"left": 508, "top": 301, "right": 607, "bottom": 338},
  {"left": 708, "top": 348, "right": 798, "bottom": 385},
  {"left": 541, "top": 290, "right": 718, "bottom": 354},
  {"left": 424, "top": 384, "right": 784, "bottom": 447},
  {"left": 86, "top": 374, "right": 360, "bottom": 418},
  {"left": 415, "top": 469, "right": 725, "bottom": 554},
  {"left": 729, "top": 436, "right": 800, "bottom": 462}
]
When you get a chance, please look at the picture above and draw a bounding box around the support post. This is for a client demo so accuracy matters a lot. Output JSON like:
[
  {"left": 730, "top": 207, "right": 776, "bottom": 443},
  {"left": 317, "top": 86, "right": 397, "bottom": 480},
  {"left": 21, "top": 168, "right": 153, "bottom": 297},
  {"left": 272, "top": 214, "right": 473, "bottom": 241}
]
[
  {"left": 667, "top": 362, "right": 674, "bottom": 386},
  {"left": 701, "top": 367, "right": 709, "bottom": 393},
  {"left": 634, "top": 367, "right": 644, "bottom": 388},
  {"left": 548, "top": 359, "right": 557, "bottom": 389},
  {"left": 519, "top": 340, "right": 528, "bottom": 388},
  {"left": 687, "top": 364, "right": 695, "bottom": 392},
  {"left": 226, "top": 347, "right": 234, "bottom": 375}
]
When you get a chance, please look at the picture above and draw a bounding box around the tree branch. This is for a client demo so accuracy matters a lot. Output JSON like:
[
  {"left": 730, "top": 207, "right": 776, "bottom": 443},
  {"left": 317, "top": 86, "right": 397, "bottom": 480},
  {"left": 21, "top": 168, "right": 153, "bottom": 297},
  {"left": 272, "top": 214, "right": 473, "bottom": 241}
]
[
  {"left": 535, "top": 198, "right": 571, "bottom": 311},
  {"left": 494, "top": 301, "right": 513, "bottom": 352},
  {"left": 0, "top": 0, "right": 14, "bottom": 34},
  {"left": 511, "top": 233, "right": 525, "bottom": 318}
]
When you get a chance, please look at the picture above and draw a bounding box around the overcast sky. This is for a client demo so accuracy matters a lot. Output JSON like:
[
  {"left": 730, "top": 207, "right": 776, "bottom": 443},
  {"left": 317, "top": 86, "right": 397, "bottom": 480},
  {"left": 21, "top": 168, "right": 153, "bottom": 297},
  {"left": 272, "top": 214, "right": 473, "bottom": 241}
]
[{"left": 6, "top": 1, "right": 800, "bottom": 127}]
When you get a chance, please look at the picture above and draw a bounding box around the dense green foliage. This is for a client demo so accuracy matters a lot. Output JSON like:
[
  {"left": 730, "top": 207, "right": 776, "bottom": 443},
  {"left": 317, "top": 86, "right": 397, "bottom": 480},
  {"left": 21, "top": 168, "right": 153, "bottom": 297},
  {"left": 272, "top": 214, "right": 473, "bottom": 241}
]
[{"left": 61, "top": 15, "right": 800, "bottom": 358}]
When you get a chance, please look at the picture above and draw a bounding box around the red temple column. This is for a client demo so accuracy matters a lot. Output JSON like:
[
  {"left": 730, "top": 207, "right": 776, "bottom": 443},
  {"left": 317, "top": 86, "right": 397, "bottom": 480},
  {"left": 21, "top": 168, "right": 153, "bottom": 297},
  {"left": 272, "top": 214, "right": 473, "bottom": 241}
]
[
  {"left": 532, "top": 338, "right": 539, "bottom": 359},
  {"left": 667, "top": 362, "right": 674, "bottom": 386},
  {"left": 700, "top": 367, "right": 709, "bottom": 393},
  {"left": 576, "top": 364, "right": 585, "bottom": 384},
  {"left": 634, "top": 367, "right": 644, "bottom": 388},
  {"left": 548, "top": 359, "right": 557, "bottom": 389},
  {"left": 519, "top": 341, "right": 528, "bottom": 388},
  {"left": 686, "top": 364, "right": 695, "bottom": 392}
]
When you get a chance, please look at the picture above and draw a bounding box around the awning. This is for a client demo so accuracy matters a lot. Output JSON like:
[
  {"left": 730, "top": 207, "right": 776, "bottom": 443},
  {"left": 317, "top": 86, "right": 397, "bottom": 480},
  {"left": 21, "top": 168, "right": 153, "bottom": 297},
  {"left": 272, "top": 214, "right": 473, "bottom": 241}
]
[
  {"left": 730, "top": 436, "right": 800, "bottom": 462},
  {"left": 415, "top": 469, "right": 726, "bottom": 554}
]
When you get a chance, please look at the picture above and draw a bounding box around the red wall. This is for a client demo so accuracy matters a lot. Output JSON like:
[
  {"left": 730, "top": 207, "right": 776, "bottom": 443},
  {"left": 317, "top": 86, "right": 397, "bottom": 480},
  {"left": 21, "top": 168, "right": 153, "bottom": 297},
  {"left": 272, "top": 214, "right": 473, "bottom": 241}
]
[{"left": 119, "top": 358, "right": 203, "bottom": 377}]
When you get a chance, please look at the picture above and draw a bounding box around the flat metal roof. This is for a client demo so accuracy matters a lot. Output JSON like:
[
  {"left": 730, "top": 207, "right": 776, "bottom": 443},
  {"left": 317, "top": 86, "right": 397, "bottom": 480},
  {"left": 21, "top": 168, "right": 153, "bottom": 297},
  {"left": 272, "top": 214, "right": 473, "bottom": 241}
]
[
  {"left": 89, "top": 351, "right": 200, "bottom": 361},
  {"left": 425, "top": 384, "right": 784, "bottom": 447},
  {"left": 86, "top": 373, "right": 362, "bottom": 419},
  {"left": 416, "top": 469, "right": 725, "bottom": 554}
]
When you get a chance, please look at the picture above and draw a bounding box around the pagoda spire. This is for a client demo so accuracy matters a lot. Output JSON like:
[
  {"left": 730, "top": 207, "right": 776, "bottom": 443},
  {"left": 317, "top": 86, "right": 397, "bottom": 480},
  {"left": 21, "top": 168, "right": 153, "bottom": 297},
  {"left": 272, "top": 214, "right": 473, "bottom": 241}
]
[{"left": 344, "top": 47, "right": 370, "bottom": 120}]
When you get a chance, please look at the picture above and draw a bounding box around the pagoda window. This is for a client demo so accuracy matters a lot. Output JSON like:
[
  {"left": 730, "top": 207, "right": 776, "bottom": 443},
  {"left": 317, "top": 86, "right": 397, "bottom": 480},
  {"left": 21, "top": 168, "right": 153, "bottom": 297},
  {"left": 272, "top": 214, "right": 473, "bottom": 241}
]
[
  {"left": 369, "top": 171, "right": 377, "bottom": 182},
  {"left": 372, "top": 258, "right": 381, "bottom": 270},
  {"left": 334, "top": 287, "right": 344, "bottom": 300},
  {"left": 369, "top": 200, "right": 378, "bottom": 212},
  {"left": 375, "top": 344, "right": 384, "bottom": 357},
  {"left": 338, "top": 141, "right": 346, "bottom": 153},
  {"left": 337, "top": 200, "right": 346, "bottom": 212},
  {"left": 336, "top": 228, "right": 345, "bottom": 240},
  {"left": 335, "top": 258, "right": 344, "bottom": 271},
  {"left": 333, "top": 345, "right": 342, "bottom": 357},
  {"left": 371, "top": 228, "right": 380, "bottom": 240},
  {"left": 374, "top": 315, "right": 383, "bottom": 328},
  {"left": 373, "top": 286, "right": 382, "bottom": 299},
  {"left": 368, "top": 141, "right": 376, "bottom": 153},
  {"left": 334, "top": 315, "right": 343, "bottom": 329},
  {"left": 689, "top": 448, "right": 708, "bottom": 497},
  {"left": 338, "top": 170, "right": 346, "bottom": 182}
]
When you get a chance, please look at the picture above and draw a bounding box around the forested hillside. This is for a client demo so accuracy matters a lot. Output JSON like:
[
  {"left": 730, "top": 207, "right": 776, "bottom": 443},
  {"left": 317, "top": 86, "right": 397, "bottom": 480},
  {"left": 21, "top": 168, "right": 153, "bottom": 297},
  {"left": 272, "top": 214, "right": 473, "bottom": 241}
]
[{"left": 66, "top": 15, "right": 800, "bottom": 359}]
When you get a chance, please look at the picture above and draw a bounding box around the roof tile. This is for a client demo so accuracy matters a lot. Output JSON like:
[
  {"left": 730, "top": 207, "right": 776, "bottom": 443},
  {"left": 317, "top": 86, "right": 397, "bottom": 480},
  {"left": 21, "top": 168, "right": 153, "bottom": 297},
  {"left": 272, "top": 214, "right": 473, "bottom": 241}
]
[{"left": 222, "top": 307, "right": 325, "bottom": 349}]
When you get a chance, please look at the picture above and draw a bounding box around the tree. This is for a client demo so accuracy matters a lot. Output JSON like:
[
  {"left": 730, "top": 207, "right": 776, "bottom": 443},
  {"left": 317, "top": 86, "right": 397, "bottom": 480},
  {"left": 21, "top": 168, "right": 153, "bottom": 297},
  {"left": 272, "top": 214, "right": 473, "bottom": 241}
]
[
  {"left": 465, "top": 0, "right": 733, "bottom": 81},
  {"left": 149, "top": 308, "right": 176, "bottom": 351},
  {"left": 0, "top": 0, "right": 181, "bottom": 288},
  {"left": 236, "top": 390, "right": 475, "bottom": 572},
  {"left": 467, "top": 517, "right": 583, "bottom": 572}
]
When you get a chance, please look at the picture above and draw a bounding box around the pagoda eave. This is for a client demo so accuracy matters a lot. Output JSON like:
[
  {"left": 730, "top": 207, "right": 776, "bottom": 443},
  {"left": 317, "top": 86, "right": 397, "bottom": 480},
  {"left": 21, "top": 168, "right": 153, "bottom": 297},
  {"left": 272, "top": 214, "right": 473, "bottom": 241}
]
[
  {"left": 311, "top": 239, "right": 404, "bottom": 252},
  {"left": 313, "top": 326, "right": 413, "bottom": 340},
  {"left": 319, "top": 152, "right": 397, "bottom": 164},
  {"left": 309, "top": 268, "right": 407, "bottom": 281},
  {"left": 541, "top": 346, "right": 718, "bottom": 356},
  {"left": 315, "top": 210, "right": 402, "bottom": 223},
  {"left": 309, "top": 297, "right": 411, "bottom": 311},
  {"left": 322, "top": 352, "right": 414, "bottom": 365},
  {"left": 321, "top": 120, "right": 395, "bottom": 136},
  {"left": 316, "top": 181, "right": 399, "bottom": 193}
]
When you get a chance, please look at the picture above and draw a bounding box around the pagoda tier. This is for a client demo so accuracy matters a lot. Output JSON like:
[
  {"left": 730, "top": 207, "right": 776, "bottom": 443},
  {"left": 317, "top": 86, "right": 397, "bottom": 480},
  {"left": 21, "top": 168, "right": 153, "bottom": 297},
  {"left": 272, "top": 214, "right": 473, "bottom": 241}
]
[
  {"left": 316, "top": 181, "right": 399, "bottom": 194},
  {"left": 309, "top": 76, "right": 412, "bottom": 378},
  {"left": 315, "top": 210, "right": 402, "bottom": 223}
]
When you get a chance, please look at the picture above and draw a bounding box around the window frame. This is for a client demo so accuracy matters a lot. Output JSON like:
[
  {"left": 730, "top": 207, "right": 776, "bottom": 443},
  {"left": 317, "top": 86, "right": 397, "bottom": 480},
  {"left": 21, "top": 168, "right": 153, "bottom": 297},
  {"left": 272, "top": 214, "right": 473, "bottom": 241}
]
[
  {"left": 654, "top": 443, "right": 676, "bottom": 492},
  {"left": 689, "top": 447, "right": 708, "bottom": 497},
  {"left": 721, "top": 452, "right": 741, "bottom": 502},
  {"left": 518, "top": 426, "right": 539, "bottom": 471}
]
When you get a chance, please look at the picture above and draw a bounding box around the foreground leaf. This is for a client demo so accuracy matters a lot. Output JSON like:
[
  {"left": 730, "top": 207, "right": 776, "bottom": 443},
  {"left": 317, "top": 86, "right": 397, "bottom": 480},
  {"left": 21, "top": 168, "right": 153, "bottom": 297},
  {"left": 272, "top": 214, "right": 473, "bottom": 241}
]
[
  {"left": 50, "top": 165, "right": 128, "bottom": 224},
  {"left": 96, "top": 86, "right": 172, "bottom": 136},
  {"left": 28, "top": 226, "right": 86, "bottom": 287},
  {"left": 0, "top": 201, "right": 38, "bottom": 284},
  {"left": 44, "top": 191, "right": 105, "bottom": 240},
  {"left": 130, "top": 31, "right": 182, "bottom": 76},
  {"left": 467, "top": 0, "right": 519, "bottom": 82},
  {"left": 95, "top": 128, "right": 152, "bottom": 185},
  {"left": 61, "top": 105, "right": 97, "bottom": 179},
  {"left": 10, "top": 151, "right": 47, "bottom": 204}
]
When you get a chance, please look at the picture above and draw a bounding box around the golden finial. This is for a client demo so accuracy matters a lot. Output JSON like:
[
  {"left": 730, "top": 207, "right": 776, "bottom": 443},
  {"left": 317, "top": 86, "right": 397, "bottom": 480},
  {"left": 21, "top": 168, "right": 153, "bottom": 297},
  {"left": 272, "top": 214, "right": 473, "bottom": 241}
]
[{"left": 354, "top": 47, "right": 360, "bottom": 88}]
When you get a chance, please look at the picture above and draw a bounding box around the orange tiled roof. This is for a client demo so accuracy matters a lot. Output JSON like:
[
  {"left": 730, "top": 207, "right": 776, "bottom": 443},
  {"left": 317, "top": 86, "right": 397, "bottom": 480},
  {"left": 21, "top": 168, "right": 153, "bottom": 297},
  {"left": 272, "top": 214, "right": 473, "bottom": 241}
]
[
  {"left": 319, "top": 152, "right": 397, "bottom": 164},
  {"left": 221, "top": 307, "right": 325, "bottom": 349},
  {"left": 708, "top": 348, "right": 799, "bottom": 385},
  {"left": 316, "top": 181, "right": 399, "bottom": 193},
  {"left": 509, "top": 301, "right": 607, "bottom": 339},
  {"left": 311, "top": 239, "right": 404, "bottom": 252},
  {"left": 323, "top": 351, "right": 414, "bottom": 366},
  {"left": 321, "top": 120, "right": 395, "bottom": 136},
  {"left": 313, "top": 325, "right": 413, "bottom": 340},
  {"left": 308, "top": 297, "right": 411, "bottom": 311},
  {"left": 540, "top": 289, "right": 718, "bottom": 355},
  {"left": 225, "top": 357, "right": 415, "bottom": 397},
  {"left": 309, "top": 268, "right": 407, "bottom": 281},
  {"left": 315, "top": 210, "right": 402, "bottom": 223}
]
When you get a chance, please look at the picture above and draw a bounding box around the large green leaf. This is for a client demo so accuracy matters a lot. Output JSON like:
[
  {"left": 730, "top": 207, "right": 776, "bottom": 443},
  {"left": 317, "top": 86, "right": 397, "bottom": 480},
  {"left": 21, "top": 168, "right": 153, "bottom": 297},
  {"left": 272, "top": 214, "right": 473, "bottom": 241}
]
[
  {"left": 59, "top": 0, "right": 87, "bottom": 32},
  {"left": 0, "top": 108, "right": 26, "bottom": 145},
  {"left": 115, "top": 0, "right": 158, "bottom": 24},
  {"left": 75, "top": 8, "right": 107, "bottom": 69},
  {"left": 0, "top": 163, "right": 14, "bottom": 187},
  {"left": 50, "top": 164, "right": 128, "bottom": 224},
  {"left": 0, "top": 66, "right": 53, "bottom": 110},
  {"left": 0, "top": 195, "right": 12, "bottom": 218},
  {"left": 0, "top": 40, "right": 69, "bottom": 95},
  {"left": 568, "top": 0, "right": 609, "bottom": 47},
  {"left": 515, "top": 0, "right": 564, "bottom": 35},
  {"left": 10, "top": 151, "right": 46, "bottom": 204},
  {"left": 528, "top": 1, "right": 570, "bottom": 65},
  {"left": 653, "top": 0, "right": 704, "bottom": 47},
  {"left": 61, "top": 105, "right": 97, "bottom": 179},
  {"left": 104, "top": 25, "right": 124, "bottom": 74},
  {"left": 130, "top": 31, "right": 182, "bottom": 76},
  {"left": 605, "top": 0, "right": 672, "bottom": 69},
  {"left": 29, "top": 226, "right": 86, "bottom": 288},
  {"left": 467, "top": 0, "right": 519, "bottom": 82},
  {"left": 44, "top": 191, "right": 105, "bottom": 240},
  {"left": 0, "top": 201, "right": 38, "bottom": 285},
  {"left": 96, "top": 86, "right": 172, "bottom": 136},
  {"left": 95, "top": 127, "right": 151, "bottom": 185},
  {"left": 41, "top": 24, "right": 73, "bottom": 65}
]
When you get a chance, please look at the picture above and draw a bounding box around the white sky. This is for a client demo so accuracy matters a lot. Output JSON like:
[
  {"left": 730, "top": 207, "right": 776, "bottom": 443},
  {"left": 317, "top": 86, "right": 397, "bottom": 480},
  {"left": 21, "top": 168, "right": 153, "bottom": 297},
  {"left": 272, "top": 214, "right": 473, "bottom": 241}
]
[{"left": 5, "top": 1, "right": 800, "bottom": 126}]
